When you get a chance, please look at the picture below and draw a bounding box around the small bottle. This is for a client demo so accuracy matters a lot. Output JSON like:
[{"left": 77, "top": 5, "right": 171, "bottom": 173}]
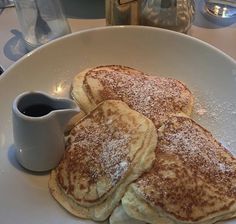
[
  {"left": 106, "top": 0, "right": 139, "bottom": 25},
  {"left": 14, "top": 0, "right": 71, "bottom": 51},
  {"left": 105, "top": 0, "right": 195, "bottom": 33}
]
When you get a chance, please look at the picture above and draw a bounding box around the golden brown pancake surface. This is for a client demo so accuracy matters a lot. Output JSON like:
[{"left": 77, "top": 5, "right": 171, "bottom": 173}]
[
  {"left": 122, "top": 115, "right": 236, "bottom": 224},
  {"left": 72, "top": 65, "right": 194, "bottom": 128},
  {"left": 49, "top": 100, "right": 157, "bottom": 221}
]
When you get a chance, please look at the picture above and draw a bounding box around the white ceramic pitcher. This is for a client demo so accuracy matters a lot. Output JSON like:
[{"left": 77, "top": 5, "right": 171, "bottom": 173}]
[{"left": 12, "top": 91, "right": 79, "bottom": 172}]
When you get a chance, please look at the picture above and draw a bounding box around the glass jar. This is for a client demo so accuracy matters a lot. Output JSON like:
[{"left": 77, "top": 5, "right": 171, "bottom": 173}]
[
  {"left": 204, "top": 0, "right": 236, "bottom": 19},
  {"left": 14, "top": 0, "right": 71, "bottom": 51},
  {"left": 139, "top": 0, "right": 195, "bottom": 33},
  {"left": 105, "top": 0, "right": 195, "bottom": 33},
  {"left": 106, "top": 0, "right": 139, "bottom": 25}
]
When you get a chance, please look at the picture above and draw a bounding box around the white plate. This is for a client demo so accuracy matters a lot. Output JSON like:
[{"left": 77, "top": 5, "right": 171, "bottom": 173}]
[{"left": 0, "top": 26, "right": 236, "bottom": 224}]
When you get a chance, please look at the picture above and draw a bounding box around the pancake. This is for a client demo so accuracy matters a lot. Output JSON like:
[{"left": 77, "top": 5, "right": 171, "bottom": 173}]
[
  {"left": 49, "top": 100, "right": 157, "bottom": 221},
  {"left": 109, "top": 204, "right": 146, "bottom": 224},
  {"left": 71, "top": 65, "right": 194, "bottom": 128},
  {"left": 120, "top": 115, "right": 236, "bottom": 224}
]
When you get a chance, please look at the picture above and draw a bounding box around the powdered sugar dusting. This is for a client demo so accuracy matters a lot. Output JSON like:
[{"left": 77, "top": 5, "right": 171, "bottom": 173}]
[
  {"left": 134, "top": 116, "right": 236, "bottom": 221},
  {"left": 158, "top": 116, "right": 236, "bottom": 188},
  {"left": 192, "top": 88, "right": 236, "bottom": 154},
  {"left": 56, "top": 102, "right": 142, "bottom": 202},
  {"left": 101, "top": 136, "right": 130, "bottom": 184},
  {"left": 73, "top": 116, "right": 131, "bottom": 178},
  {"left": 86, "top": 65, "right": 192, "bottom": 128}
]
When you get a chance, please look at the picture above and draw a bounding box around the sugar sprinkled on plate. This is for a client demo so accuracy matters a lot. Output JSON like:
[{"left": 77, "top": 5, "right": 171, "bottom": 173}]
[{"left": 192, "top": 88, "right": 236, "bottom": 154}]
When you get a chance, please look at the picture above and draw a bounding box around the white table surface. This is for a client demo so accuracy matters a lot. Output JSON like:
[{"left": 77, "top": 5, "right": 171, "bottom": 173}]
[{"left": 0, "top": 0, "right": 236, "bottom": 71}]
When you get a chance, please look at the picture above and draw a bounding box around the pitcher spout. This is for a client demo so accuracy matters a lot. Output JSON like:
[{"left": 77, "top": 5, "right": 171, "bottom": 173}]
[
  {"left": 12, "top": 91, "right": 81, "bottom": 171},
  {"left": 54, "top": 99, "right": 80, "bottom": 131}
]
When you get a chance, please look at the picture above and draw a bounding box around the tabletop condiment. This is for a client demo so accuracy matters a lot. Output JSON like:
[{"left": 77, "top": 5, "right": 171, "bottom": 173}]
[
  {"left": 106, "top": 0, "right": 195, "bottom": 33},
  {"left": 12, "top": 91, "right": 79, "bottom": 171}
]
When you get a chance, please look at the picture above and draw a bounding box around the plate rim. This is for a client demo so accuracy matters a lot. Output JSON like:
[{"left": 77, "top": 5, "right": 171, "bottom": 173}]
[{"left": 1, "top": 25, "right": 236, "bottom": 81}]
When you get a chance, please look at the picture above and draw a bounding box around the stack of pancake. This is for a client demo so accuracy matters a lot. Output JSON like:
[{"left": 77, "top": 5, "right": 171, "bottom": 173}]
[{"left": 49, "top": 65, "right": 236, "bottom": 224}]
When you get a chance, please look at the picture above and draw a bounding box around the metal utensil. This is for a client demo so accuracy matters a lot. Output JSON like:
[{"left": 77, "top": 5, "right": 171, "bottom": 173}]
[
  {"left": 14, "top": 0, "right": 70, "bottom": 51},
  {"left": 34, "top": 0, "right": 51, "bottom": 41}
]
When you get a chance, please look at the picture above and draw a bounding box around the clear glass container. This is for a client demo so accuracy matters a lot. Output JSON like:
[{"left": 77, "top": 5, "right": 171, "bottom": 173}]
[
  {"left": 106, "top": 0, "right": 195, "bottom": 33},
  {"left": 14, "top": 0, "right": 71, "bottom": 51},
  {"left": 204, "top": 0, "right": 236, "bottom": 19},
  {"left": 106, "top": 0, "right": 139, "bottom": 25},
  {"left": 139, "top": 0, "right": 195, "bottom": 33},
  {"left": 0, "top": 0, "right": 14, "bottom": 8}
]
